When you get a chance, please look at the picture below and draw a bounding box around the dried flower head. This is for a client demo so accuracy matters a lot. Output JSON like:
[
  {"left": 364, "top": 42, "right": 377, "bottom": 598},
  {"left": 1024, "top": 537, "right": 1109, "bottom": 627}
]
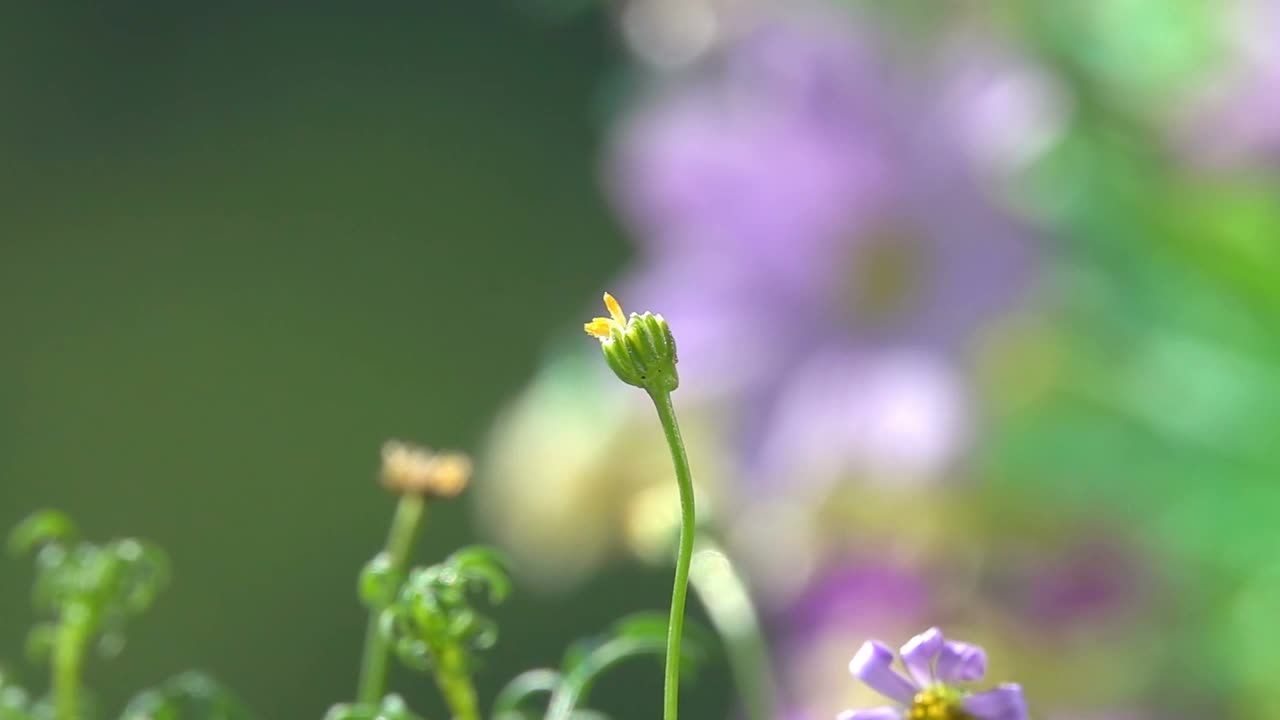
[{"left": 380, "top": 441, "right": 473, "bottom": 497}]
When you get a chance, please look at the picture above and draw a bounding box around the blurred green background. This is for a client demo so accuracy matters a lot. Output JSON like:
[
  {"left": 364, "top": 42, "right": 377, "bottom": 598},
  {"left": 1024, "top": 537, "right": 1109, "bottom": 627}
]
[
  {"left": 7, "top": 1, "right": 1280, "bottom": 718},
  {"left": 0, "top": 4, "right": 732, "bottom": 718}
]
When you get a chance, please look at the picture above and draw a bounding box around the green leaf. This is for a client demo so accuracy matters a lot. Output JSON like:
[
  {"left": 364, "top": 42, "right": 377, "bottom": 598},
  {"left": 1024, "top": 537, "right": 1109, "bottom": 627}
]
[
  {"left": 380, "top": 546, "right": 512, "bottom": 677},
  {"left": 22, "top": 625, "right": 56, "bottom": 665},
  {"left": 444, "top": 547, "right": 511, "bottom": 605},
  {"left": 119, "top": 672, "right": 253, "bottom": 720},
  {"left": 358, "top": 552, "right": 402, "bottom": 609},
  {"left": 545, "top": 613, "right": 712, "bottom": 720},
  {"left": 107, "top": 539, "right": 171, "bottom": 615},
  {"left": 8, "top": 512, "right": 76, "bottom": 557},
  {"left": 374, "top": 694, "right": 424, "bottom": 720},
  {"left": 0, "top": 670, "right": 36, "bottom": 720},
  {"left": 323, "top": 703, "right": 377, "bottom": 720},
  {"left": 491, "top": 668, "right": 561, "bottom": 716}
]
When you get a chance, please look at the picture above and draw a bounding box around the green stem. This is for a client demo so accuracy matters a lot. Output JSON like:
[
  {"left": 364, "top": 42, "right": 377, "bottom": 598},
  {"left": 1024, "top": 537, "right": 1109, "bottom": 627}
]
[
  {"left": 53, "top": 605, "right": 88, "bottom": 720},
  {"left": 357, "top": 494, "right": 427, "bottom": 705},
  {"left": 689, "top": 541, "right": 776, "bottom": 720},
  {"left": 434, "top": 646, "right": 480, "bottom": 720},
  {"left": 648, "top": 389, "right": 696, "bottom": 720}
]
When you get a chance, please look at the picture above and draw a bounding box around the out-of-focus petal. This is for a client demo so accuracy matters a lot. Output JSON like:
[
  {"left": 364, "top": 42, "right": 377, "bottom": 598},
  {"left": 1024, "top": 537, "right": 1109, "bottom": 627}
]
[
  {"left": 848, "top": 641, "right": 917, "bottom": 704},
  {"left": 961, "top": 683, "right": 1028, "bottom": 720},
  {"left": 751, "top": 350, "right": 970, "bottom": 491},
  {"left": 605, "top": 14, "right": 893, "bottom": 294},
  {"left": 836, "top": 708, "right": 904, "bottom": 720},
  {"left": 935, "top": 641, "right": 987, "bottom": 683},
  {"left": 899, "top": 626, "right": 944, "bottom": 688}
]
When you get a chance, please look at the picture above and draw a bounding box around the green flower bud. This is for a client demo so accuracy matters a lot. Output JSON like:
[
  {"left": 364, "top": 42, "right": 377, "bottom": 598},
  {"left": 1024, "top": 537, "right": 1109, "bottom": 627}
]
[{"left": 584, "top": 293, "right": 679, "bottom": 393}]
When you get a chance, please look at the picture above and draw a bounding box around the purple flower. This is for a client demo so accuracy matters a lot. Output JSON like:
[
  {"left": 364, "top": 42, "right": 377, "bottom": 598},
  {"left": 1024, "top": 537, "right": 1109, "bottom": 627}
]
[
  {"left": 607, "top": 13, "right": 1039, "bottom": 488},
  {"left": 841, "top": 628, "right": 1027, "bottom": 720},
  {"left": 772, "top": 561, "right": 934, "bottom": 720}
]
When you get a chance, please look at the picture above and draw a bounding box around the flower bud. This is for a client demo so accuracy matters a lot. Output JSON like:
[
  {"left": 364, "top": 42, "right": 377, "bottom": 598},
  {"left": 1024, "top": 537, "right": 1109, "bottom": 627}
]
[{"left": 584, "top": 293, "right": 679, "bottom": 393}]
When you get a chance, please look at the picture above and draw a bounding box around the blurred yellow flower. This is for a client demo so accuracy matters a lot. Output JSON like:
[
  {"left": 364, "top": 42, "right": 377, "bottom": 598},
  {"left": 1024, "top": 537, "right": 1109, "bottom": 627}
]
[
  {"left": 380, "top": 441, "right": 473, "bottom": 498},
  {"left": 475, "top": 352, "right": 721, "bottom": 591}
]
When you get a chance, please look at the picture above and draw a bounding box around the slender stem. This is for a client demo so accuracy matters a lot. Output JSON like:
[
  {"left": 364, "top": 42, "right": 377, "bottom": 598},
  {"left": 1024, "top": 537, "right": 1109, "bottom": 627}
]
[
  {"left": 357, "top": 494, "right": 427, "bottom": 705},
  {"left": 53, "top": 604, "right": 88, "bottom": 720},
  {"left": 648, "top": 389, "right": 696, "bottom": 720},
  {"left": 434, "top": 646, "right": 480, "bottom": 720},
  {"left": 689, "top": 541, "right": 776, "bottom": 720}
]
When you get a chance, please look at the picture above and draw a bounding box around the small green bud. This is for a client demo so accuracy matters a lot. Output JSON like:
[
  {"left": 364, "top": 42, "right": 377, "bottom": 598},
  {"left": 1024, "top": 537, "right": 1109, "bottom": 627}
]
[{"left": 584, "top": 293, "right": 679, "bottom": 393}]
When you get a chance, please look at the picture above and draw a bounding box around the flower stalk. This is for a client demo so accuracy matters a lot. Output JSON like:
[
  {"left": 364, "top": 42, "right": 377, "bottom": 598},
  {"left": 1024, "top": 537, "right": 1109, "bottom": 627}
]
[
  {"left": 585, "top": 293, "right": 692, "bottom": 720},
  {"left": 357, "top": 442, "right": 474, "bottom": 707},
  {"left": 648, "top": 388, "right": 696, "bottom": 720},
  {"left": 53, "top": 603, "right": 89, "bottom": 720},
  {"left": 434, "top": 645, "right": 480, "bottom": 720},
  {"left": 357, "top": 493, "right": 427, "bottom": 706}
]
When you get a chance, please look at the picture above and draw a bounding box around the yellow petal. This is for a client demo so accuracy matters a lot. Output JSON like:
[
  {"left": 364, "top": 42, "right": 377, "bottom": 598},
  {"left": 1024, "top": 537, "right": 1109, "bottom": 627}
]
[
  {"left": 584, "top": 318, "right": 613, "bottom": 338},
  {"left": 603, "top": 292, "right": 626, "bottom": 324}
]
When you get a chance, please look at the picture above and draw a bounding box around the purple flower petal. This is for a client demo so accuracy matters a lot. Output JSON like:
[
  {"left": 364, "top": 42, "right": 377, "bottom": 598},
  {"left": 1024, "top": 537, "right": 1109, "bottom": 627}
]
[
  {"left": 961, "top": 683, "right": 1028, "bottom": 720},
  {"left": 935, "top": 641, "right": 987, "bottom": 683},
  {"left": 848, "top": 641, "right": 918, "bottom": 704},
  {"left": 837, "top": 708, "right": 904, "bottom": 720},
  {"left": 899, "top": 626, "right": 944, "bottom": 688}
]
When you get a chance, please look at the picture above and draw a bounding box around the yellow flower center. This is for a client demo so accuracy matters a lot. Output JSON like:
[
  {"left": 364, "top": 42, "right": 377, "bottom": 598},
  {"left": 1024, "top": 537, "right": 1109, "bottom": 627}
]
[
  {"left": 907, "top": 688, "right": 972, "bottom": 720},
  {"left": 584, "top": 292, "right": 629, "bottom": 340},
  {"left": 844, "top": 223, "right": 925, "bottom": 329}
]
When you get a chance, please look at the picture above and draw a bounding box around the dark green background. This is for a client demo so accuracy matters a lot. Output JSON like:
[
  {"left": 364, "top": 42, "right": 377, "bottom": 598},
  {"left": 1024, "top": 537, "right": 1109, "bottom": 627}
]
[{"left": 0, "top": 4, "right": 729, "bottom": 718}]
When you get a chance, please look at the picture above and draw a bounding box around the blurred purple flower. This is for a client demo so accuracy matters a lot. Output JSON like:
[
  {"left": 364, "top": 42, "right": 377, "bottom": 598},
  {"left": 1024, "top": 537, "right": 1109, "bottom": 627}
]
[
  {"left": 608, "top": 13, "right": 1038, "bottom": 486},
  {"left": 781, "top": 563, "right": 931, "bottom": 649},
  {"left": 610, "top": 16, "right": 892, "bottom": 292},
  {"left": 750, "top": 349, "right": 970, "bottom": 489},
  {"left": 842, "top": 628, "right": 1027, "bottom": 720},
  {"left": 982, "top": 535, "right": 1151, "bottom": 631},
  {"left": 932, "top": 29, "right": 1070, "bottom": 177},
  {"left": 773, "top": 562, "right": 934, "bottom": 720}
]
